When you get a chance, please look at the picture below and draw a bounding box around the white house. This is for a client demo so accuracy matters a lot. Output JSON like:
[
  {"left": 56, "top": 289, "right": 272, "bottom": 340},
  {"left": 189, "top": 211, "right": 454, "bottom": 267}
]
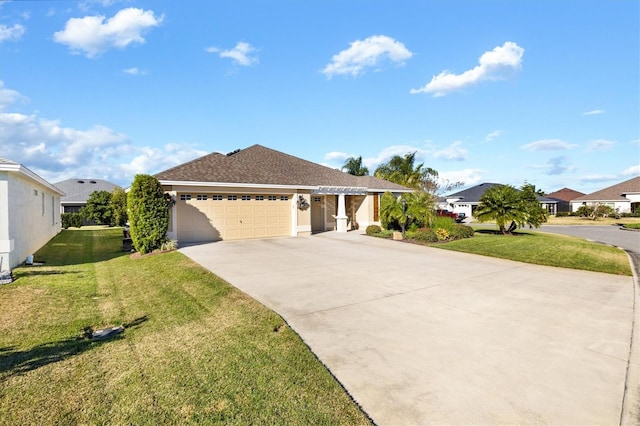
[
  {"left": 0, "top": 158, "right": 64, "bottom": 271},
  {"left": 571, "top": 176, "right": 640, "bottom": 214}
]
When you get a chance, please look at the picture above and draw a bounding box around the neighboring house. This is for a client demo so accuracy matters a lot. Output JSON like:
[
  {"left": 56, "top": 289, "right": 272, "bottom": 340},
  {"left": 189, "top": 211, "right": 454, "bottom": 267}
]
[
  {"left": 54, "top": 178, "right": 121, "bottom": 224},
  {"left": 0, "top": 158, "right": 64, "bottom": 271},
  {"left": 545, "top": 188, "right": 585, "bottom": 213},
  {"left": 570, "top": 176, "right": 640, "bottom": 214},
  {"left": 154, "top": 144, "right": 411, "bottom": 244},
  {"left": 442, "top": 182, "right": 558, "bottom": 219}
]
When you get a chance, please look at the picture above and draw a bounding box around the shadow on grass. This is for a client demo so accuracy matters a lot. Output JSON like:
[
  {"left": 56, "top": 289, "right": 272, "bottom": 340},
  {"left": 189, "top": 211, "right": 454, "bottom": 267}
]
[
  {"left": 474, "top": 229, "right": 537, "bottom": 236},
  {"left": 0, "top": 316, "right": 148, "bottom": 378}
]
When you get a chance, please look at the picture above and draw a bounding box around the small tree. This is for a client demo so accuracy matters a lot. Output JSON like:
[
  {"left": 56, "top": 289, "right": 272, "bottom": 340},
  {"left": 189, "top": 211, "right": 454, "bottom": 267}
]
[
  {"left": 341, "top": 156, "right": 369, "bottom": 176},
  {"left": 110, "top": 187, "right": 128, "bottom": 226},
  {"left": 520, "top": 183, "right": 549, "bottom": 228},
  {"left": 380, "top": 190, "right": 435, "bottom": 232},
  {"left": 127, "top": 174, "right": 170, "bottom": 254},
  {"left": 82, "top": 190, "right": 112, "bottom": 225},
  {"left": 475, "top": 185, "right": 526, "bottom": 235}
]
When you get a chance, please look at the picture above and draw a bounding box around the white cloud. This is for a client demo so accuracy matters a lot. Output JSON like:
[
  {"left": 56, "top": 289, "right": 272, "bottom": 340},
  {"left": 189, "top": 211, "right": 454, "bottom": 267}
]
[
  {"left": 439, "top": 169, "right": 483, "bottom": 188},
  {"left": 484, "top": 130, "right": 502, "bottom": 142},
  {"left": 586, "top": 139, "right": 615, "bottom": 151},
  {"left": 53, "top": 8, "right": 163, "bottom": 58},
  {"left": 322, "top": 35, "right": 413, "bottom": 78},
  {"left": 363, "top": 145, "right": 430, "bottom": 170},
  {"left": 411, "top": 41, "right": 524, "bottom": 96},
  {"left": 433, "top": 141, "right": 467, "bottom": 161},
  {"left": 324, "top": 151, "right": 349, "bottom": 161},
  {"left": 0, "top": 23, "right": 25, "bottom": 43},
  {"left": 582, "top": 109, "right": 605, "bottom": 116},
  {"left": 0, "top": 80, "right": 28, "bottom": 110},
  {"left": 622, "top": 164, "right": 640, "bottom": 176},
  {"left": 521, "top": 139, "right": 578, "bottom": 151},
  {"left": 123, "top": 67, "right": 146, "bottom": 75},
  {"left": 206, "top": 41, "right": 258, "bottom": 66}
]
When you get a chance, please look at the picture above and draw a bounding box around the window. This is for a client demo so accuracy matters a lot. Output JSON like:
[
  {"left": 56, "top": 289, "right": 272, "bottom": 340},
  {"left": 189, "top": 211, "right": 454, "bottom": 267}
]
[
  {"left": 313, "top": 197, "right": 322, "bottom": 202},
  {"left": 196, "top": 194, "right": 208, "bottom": 201},
  {"left": 180, "top": 194, "right": 192, "bottom": 201},
  {"left": 280, "top": 195, "right": 289, "bottom": 201},
  {"left": 34, "top": 189, "right": 38, "bottom": 196},
  {"left": 241, "top": 195, "right": 251, "bottom": 201},
  {"left": 255, "top": 195, "right": 264, "bottom": 201},
  {"left": 268, "top": 195, "right": 277, "bottom": 201},
  {"left": 228, "top": 195, "right": 237, "bottom": 201},
  {"left": 211, "top": 195, "right": 223, "bottom": 201}
]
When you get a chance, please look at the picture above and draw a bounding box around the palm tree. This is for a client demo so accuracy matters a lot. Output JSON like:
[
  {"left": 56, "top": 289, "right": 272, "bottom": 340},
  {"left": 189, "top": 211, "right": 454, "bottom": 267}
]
[
  {"left": 474, "top": 185, "right": 526, "bottom": 235},
  {"left": 380, "top": 191, "right": 435, "bottom": 234},
  {"left": 374, "top": 152, "right": 436, "bottom": 190},
  {"left": 341, "top": 156, "right": 369, "bottom": 176}
]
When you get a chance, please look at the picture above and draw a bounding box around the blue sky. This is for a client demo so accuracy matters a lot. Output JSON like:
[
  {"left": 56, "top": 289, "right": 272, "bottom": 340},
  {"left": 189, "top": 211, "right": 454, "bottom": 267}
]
[{"left": 1, "top": 0, "right": 638, "bottom": 194}]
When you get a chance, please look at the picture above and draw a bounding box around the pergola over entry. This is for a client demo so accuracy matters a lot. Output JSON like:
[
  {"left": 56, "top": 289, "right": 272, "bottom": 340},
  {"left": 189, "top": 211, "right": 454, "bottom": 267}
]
[{"left": 314, "top": 186, "right": 368, "bottom": 232}]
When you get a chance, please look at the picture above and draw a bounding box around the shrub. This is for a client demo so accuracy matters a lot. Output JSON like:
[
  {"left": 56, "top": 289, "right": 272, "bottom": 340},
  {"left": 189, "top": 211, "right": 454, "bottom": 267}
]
[
  {"left": 61, "top": 213, "right": 83, "bottom": 229},
  {"left": 435, "top": 228, "right": 450, "bottom": 241},
  {"left": 127, "top": 174, "right": 170, "bottom": 254},
  {"left": 366, "top": 225, "right": 382, "bottom": 236},
  {"left": 160, "top": 239, "right": 178, "bottom": 251},
  {"left": 556, "top": 211, "right": 569, "bottom": 217},
  {"left": 451, "top": 224, "right": 474, "bottom": 239},
  {"left": 430, "top": 215, "right": 455, "bottom": 233},
  {"left": 377, "top": 230, "right": 394, "bottom": 238},
  {"left": 412, "top": 228, "right": 437, "bottom": 243}
]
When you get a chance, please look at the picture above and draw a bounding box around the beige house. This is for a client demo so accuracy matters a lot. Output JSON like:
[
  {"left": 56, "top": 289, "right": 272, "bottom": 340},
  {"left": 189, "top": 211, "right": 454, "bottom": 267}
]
[
  {"left": 155, "top": 145, "right": 411, "bottom": 244},
  {"left": 0, "top": 158, "right": 64, "bottom": 271},
  {"left": 571, "top": 176, "right": 640, "bottom": 214}
]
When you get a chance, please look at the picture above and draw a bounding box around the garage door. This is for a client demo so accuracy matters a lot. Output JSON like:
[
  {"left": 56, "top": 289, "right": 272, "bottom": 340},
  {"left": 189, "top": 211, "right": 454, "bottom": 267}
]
[{"left": 177, "top": 194, "right": 291, "bottom": 243}]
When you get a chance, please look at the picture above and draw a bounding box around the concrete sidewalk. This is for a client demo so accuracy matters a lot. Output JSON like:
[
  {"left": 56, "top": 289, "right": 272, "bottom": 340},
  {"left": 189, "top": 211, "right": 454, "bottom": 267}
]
[{"left": 180, "top": 232, "right": 635, "bottom": 425}]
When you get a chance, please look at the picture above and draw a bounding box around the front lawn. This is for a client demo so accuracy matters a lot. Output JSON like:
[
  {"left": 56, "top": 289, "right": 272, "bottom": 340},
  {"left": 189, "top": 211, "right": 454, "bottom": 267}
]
[
  {"left": 0, "top": 228, "right": 370, "bottom": 425},
  {"left": 436, "top": 230, "right": 632, "bottom": 276}
]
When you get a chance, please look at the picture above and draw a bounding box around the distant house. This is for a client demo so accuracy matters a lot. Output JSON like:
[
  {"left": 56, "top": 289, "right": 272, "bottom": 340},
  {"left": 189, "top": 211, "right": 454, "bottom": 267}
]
[
  {"left": 443, "top": 182, "right": 558, "bottom": 219},
  {"left": 154, "top": 144, "right": 410, "bottom": 244},
  {"left": 545, "top": 188, "right": 585, "bottom": 213},
  {"left": 54, "top": 179, "right": 121, "bottom": 224},
  {"left": 0, "top": 158, "right": 64, "bottom": 271},
  {"left": 570, "top": 176, "right": 640, "bottom": 214}
]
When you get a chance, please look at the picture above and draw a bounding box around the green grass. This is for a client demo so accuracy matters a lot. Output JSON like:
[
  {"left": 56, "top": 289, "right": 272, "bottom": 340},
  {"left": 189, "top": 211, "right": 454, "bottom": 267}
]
[
  {"left": 0, "top": 229, "right": 370, "bottom": 425},
  {"left": 623, "top": 223, "right": 640, "bottom": 230},
  {"left": 435, "top": 229, "right": 632, "bottom": 276}
]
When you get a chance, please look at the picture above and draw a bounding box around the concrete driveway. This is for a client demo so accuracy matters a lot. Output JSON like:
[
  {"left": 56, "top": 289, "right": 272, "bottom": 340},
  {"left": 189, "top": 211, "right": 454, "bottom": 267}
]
[{"left": 180, "top": 232, "right": 635, "bottom": 425}]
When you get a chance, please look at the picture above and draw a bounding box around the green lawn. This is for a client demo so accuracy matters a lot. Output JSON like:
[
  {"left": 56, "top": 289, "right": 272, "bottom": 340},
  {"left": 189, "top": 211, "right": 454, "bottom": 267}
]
[
  {"left": 436, "top": 229, "right": 632, "bottom": 276},
  {"left": 0, "top": 228, "right": 370, "bottom": 425}
]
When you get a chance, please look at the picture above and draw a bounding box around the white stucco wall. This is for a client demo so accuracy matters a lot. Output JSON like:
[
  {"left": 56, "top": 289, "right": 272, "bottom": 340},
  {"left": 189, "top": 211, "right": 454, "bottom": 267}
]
[
  {"left": 571, "top": 200, "right": 631, "bottom": 214},
  {"left": 0, "top": 171, "right": 62, "bottom": 270}
]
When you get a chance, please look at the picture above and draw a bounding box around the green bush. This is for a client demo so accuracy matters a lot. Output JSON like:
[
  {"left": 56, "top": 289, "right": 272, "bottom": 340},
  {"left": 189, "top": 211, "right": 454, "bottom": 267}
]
[
  {"left": 412, "top": 228, "right": 437, "bottom": 243},
  {"left": 61, "top": 213, "right": 83, "bottom": 229},
  {"left": 430, "top": 215, "right": 455, "bottom": 232},
  {"left": 377, "top": 230, "right": 394, "bottom": 238},
  {"left": 127, "top": 174, "right": 171, "bottom": 254},
  {"left": 435, "top": 228, "right": 450, "bottom": 241},
  {"left": 556, "top": 211, "right": 569, "bottom": 217},
  {"left": 365, "top": 224, "right": 382, "bottom": 236},
  {"left": 451, "top": 224, "right": 474, "bottom": 239}
]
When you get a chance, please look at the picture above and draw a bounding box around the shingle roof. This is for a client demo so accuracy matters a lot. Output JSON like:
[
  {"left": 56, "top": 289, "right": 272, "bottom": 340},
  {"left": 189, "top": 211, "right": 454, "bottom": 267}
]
[
  {"left": 545, "top": 187, "right": 585, "bottom": 202},
  {"left": 155, "top": 144, "right": 410, "bottom": 192},
  {"left": 573, "top": 176, "right": 640, "bottom": 202},
  {"left": 54, "top": 179, "right": 121, "bottom": 203},
  {"left": 445, "top": 183, "right": 503, "bottom": 203}
]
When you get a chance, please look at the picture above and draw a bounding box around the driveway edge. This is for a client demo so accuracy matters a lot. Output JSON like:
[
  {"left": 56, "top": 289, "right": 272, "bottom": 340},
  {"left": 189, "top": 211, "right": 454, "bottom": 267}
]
[{"left": 621, "top": 250, "right": 640, "bottom": 426}]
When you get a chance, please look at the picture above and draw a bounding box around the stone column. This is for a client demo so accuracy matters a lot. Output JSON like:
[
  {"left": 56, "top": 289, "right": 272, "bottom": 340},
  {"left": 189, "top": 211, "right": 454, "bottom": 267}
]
[{"left": 336, "top": 193, "right": 348, "bottom": 232}]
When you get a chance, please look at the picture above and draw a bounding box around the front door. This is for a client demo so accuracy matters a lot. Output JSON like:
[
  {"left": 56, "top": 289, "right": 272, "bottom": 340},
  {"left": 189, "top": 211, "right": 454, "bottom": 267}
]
[{"left": 311, "top": 196, "right": 324, "bottom": 232}]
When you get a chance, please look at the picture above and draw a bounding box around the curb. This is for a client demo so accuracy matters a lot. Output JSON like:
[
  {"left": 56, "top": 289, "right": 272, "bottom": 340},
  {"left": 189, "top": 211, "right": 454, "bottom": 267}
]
[{"left": 620, "top": 249, "right": 640, "bottom": 425}]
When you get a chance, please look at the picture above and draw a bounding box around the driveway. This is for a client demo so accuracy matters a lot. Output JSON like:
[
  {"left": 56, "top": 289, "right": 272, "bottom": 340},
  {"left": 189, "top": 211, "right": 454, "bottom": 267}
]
[{"left": 180, "top": 232, "right": 634, "bottom": 425}]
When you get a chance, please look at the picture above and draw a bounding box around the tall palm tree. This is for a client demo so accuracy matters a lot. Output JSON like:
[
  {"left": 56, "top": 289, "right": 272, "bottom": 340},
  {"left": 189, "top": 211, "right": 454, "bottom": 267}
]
[
  {"left": 374, "top": 152, "right": 426, "bottom": 190},
  {"left": 341, "top": 156, "right": 369, "bottom": 176}
]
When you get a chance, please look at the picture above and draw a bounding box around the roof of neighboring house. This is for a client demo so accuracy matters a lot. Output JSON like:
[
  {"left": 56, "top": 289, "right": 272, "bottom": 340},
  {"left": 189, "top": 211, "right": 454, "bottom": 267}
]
[
  {"left": 0, "top": 157, "right": 65, "bottom": 195},
  {"left": 545, "top": 187, "right": 585, "bottom": 202},
  {"left": 572, "top": 176, "right": 640, "bottom": 202},
  {"left": 155, "top": 144, "right": 410, "bottom": 192},
  {"left": 444, "top": 182, "right": 503, "bottom": 203},
  {"left": 445, "top": 182, "right": 558, "bottom": 204},
  {"left": 54, "top": 179, "right": 121, "bottom": 203}
]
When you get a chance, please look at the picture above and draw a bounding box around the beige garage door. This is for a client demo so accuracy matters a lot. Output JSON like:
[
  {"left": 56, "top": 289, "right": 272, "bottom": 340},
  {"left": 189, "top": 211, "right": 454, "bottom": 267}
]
[{"left": 177, "top": 194, "right": 291, "bottom": 243}]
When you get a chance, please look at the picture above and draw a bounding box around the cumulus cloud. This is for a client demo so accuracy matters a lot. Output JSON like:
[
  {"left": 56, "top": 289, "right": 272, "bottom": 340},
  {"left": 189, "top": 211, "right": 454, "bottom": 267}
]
[
  {"left": 586, "top": 139, "right": 615, "bottom": 151},
  {"left": 582, "top": 109, "right": 605, "bottom": 116},
  {"left": 411, "top": 41, "right": 524, "bottom": 96},
  {"left": 433, "top": 141, "right": 467, "bottom": 161},
  {"left": 206, "top": 42, "right": 258, "bottom": 66},
  {"left": 324, "top": 151, "right": 349, "bottom": 162},
  {"left": 362, "top": 145, "right": 430, "bottom": 170},
  {"left": 439, "top": 169, "right": 483, "bottom": 188},
  {"left": 322, "top": 35, "right": 413, "bottom": 78},
  {"left": 0, "top": 23, "right": 25, "bottom": 43},
  {"left": 123, "top": 67, "right": 146, "bottom": 75},
  {"left": 0, "top": 80, "right": 28, "bottom": 110},
  {"left": 53, "top": 8, "right": 163, "bottom": 58},
  {"left": 0, "top": 82, "right": 206, "bottom": 186},
  {"left": 521, "top": 139, "right": 578, "bottom": 151}
]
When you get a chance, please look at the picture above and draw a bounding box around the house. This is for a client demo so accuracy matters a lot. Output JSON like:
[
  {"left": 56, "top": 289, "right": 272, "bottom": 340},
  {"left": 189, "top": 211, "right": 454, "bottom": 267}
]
[
  {"left": 154, "top": 144, "right": 411, "bottom": 244},
  {"left": 570, "top": 176, "right": 640, "bottom": 214},
  {"left": 442, "top": 182, "right": 559, "bottom": 219},
  {"left": 54, "top": 178, "right": 121, "bottom": 222},
  {"left": 545, "top": 188, "right": 585, "bottom": 213},
  {"left": 0, "top": 158, "right": 64, "bottom": 271}
]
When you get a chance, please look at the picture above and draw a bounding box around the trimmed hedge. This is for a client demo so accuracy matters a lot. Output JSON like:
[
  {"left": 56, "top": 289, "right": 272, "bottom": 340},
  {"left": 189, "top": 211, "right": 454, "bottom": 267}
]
[
  {"left": 366, "top": 225, "right": 382, "bottom": 236},
  {"left": 412, "top": 228, "right": 438, "bottom": 243}
]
